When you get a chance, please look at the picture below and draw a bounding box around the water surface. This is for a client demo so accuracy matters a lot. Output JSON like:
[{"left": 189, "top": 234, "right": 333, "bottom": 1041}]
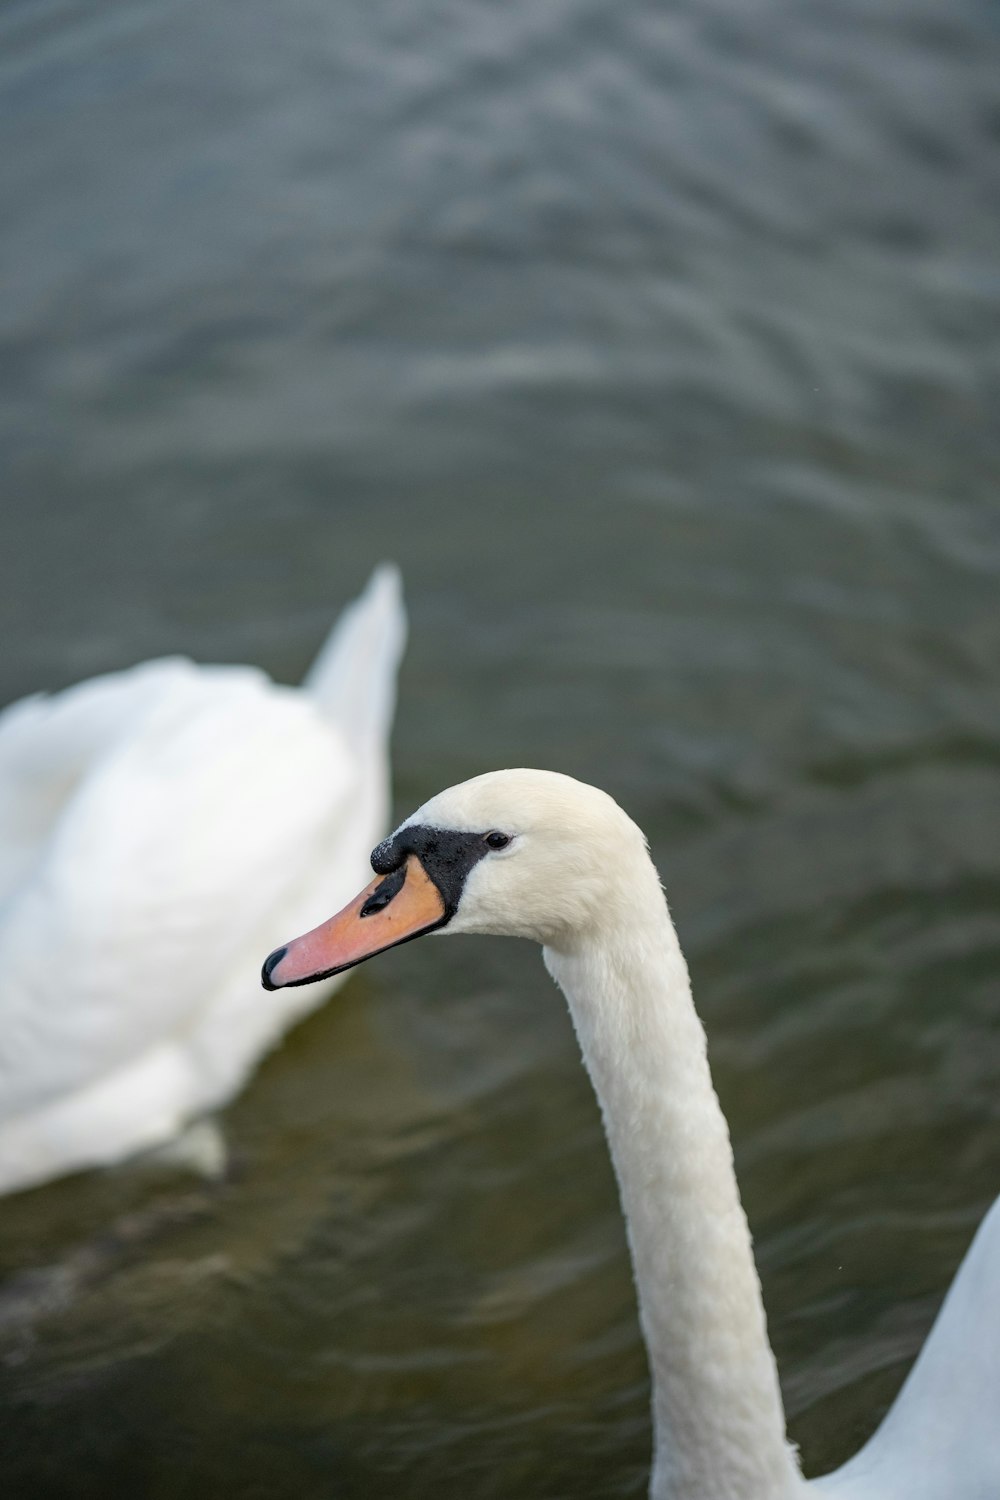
[{"left": 1, "top": 0, "right": 999, "bottom": 1493}]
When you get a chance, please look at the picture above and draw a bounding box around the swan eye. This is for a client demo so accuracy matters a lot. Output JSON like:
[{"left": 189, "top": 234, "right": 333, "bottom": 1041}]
[{"left": 484, "top": 831, "right": 511, "bottom": 851}]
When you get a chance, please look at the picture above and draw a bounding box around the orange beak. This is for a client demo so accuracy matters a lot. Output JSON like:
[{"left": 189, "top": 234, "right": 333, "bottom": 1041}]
[{"left": 262, "top": 855, "right": 446, "bottom": 990}]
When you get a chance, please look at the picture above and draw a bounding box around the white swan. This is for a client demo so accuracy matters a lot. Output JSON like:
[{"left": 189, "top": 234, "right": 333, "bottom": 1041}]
[
  {"left": 0, "top": 566, "right": 405, "bottom": 1198},
  {"left": 264, "top": 768, "right": 1000, "bottom": 1500}
]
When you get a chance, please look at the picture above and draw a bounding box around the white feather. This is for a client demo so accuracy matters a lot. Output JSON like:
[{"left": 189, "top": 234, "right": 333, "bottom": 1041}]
[
  {"left": 0, "top": 566, "right": 405, "bottom": 1195},
  {"left": 376, "top": 770, "right": 1000, "bottom": 1499}
]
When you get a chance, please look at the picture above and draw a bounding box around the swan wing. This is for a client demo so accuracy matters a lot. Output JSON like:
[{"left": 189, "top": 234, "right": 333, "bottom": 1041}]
[
  {"left": 0, "top": 658, "right": 195, "bottom": 907},
  {"left": 302, "top": 562, "right": 406, "bottom": 755},
  {"left": 813, "top": 1195, "right": 1000, "bottom": 1499},
  {"left": 0, "top": 662, "right": 355, "bottom": 1124},
  {"left": 295, "top": 562, "right": 406, "bottom": 905}
]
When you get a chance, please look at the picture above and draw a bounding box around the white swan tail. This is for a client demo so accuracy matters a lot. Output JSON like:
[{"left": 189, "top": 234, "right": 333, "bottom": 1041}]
[{"left": 302, "top": 564, "right": 407, "bottom": 757}]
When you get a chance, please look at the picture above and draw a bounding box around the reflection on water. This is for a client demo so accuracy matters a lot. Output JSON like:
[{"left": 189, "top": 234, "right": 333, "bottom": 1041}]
[{"left": 1, "top": 0, "right": 999, "bottom": 1493}]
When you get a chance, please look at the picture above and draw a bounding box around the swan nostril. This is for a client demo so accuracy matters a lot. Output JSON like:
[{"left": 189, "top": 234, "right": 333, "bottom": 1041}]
[
  {"left": 360, "top": 864, "right": 406, "bottom": 917},
  {"left": 261, "top": 946, "right": 288, "bottom": 990}
]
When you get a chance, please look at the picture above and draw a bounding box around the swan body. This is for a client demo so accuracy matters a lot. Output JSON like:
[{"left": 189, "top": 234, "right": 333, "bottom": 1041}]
[
  {"left": 265, "top": 768, "right": 1000, "bottom": 1499},
  {"left": 0, "top": 566, "right": 405, "bottom": 1197}
]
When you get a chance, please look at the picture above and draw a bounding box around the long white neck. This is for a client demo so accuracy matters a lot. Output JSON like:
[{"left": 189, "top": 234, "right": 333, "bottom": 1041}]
[{"left": 543, "top": 866, "right": 803, "bottom": 1500}]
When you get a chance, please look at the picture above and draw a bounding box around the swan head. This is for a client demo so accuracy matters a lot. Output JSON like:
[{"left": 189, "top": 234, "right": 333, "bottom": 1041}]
[{"left": 262, "top": 769, "right": 652, "bottom": 988}]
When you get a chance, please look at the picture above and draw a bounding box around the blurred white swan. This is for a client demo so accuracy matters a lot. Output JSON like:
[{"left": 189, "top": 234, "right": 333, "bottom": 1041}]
[
  {"left": 265, "top": 768, "right": 1000, "bottom": 1500},
  {"left": 0, "top": 565, "right": 405, "bottom": 1197}
]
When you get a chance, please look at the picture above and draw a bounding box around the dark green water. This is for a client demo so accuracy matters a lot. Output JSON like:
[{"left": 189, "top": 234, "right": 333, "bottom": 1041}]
[{"left": 2, "top": 0, "right": 999, "bottom": 1493}]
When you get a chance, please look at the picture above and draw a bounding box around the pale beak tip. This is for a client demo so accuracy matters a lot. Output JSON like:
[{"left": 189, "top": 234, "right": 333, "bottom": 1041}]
[{"left": 261, "top": 945, "right": 288, "bottom": 991}]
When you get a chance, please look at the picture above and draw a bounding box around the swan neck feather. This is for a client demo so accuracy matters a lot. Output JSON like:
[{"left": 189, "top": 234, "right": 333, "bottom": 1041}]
[{"left": 544, "top": 868, "right": 803, "bottom": 1500}]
